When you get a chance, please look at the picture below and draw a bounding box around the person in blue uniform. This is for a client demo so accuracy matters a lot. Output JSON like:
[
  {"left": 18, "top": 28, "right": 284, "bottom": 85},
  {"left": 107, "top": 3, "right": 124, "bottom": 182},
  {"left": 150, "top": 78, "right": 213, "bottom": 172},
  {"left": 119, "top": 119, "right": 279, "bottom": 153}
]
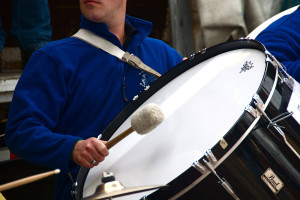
[
  {"left": 5, "top": 0, "right": 183, "bottom": 199},
  {"left": 256, "top": 5, "right": 300, "bottom": 82}
]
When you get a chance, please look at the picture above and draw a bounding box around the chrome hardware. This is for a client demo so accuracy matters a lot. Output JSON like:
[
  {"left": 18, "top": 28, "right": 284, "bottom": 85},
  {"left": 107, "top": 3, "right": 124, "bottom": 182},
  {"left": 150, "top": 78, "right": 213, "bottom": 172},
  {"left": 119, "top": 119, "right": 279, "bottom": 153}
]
[
  {"left": 194, "top": 151, "right": 240, "bottom": 199},
  {"left": 205, "top": 150, "right": 217, "bottom": 165},
  {"left": 253, "top": 94, "right": 265, "bottom": 110},
  {"left": 203, "top": 159, "right": 217, "bottom": 176},
  {"left": 188, "top": 53, "right": 195, "bottom": 60},
  {"left": 245, "top": 105, "right": 259, "bottom": 118},
  {"left": 122, "top": 52, "right": 161, "bottom": 78},
  {"left": 203, "top": 159, "right": 240, "bottom": 200},
  {"left": 265, "top": 54, "right": 277, "bottom": 69},
  {"left": 218, "top": 178, "right": 240, "bottom": 200},
  {"left": 268, "top": 112, "right": 293, "bottom": 128},
  {"left": 199, "top": 48, "right": 207, "bottom": 54},
  {"left": 283, "top": 77, "right": 294, "bottom": 90},
  {"left": 272, "top": 124, "right": 300, "bottom": 159},
  {"left": 193, "top": 150, "right": 217, "bottom": 174},
  {"left": 266, "top": 51, "right": 291, "bottom": 79},
  {"left": 193, "top": 160, "right": 208, "bottom": 174},
  {"left": 253, "top": 95, "right": 300, "bottom": 159}
]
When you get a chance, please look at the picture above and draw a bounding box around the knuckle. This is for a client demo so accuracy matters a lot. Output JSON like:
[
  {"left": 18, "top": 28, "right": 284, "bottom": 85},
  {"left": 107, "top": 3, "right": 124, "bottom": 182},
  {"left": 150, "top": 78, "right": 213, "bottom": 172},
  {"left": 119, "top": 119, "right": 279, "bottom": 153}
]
[
  {"left": 85, "top": 143, "right": 93, "bottom": 151},
  {"left": 96, "top": 156, "right": 105, "bottom": 163}
]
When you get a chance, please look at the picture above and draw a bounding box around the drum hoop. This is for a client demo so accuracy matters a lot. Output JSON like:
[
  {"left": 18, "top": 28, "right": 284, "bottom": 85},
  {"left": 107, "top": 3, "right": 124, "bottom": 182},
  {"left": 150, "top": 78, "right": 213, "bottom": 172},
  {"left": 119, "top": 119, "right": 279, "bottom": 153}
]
[
  {"left": 167, "top": 54, "right": 280, "bottom": 200},
  {"left": 74, "top": 39, "right": 268, "bottom": 199}
]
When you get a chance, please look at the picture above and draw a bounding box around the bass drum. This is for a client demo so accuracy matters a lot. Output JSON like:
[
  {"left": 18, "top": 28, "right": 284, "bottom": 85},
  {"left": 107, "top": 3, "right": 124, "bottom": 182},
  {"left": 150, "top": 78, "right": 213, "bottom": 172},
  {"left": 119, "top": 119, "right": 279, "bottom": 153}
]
[{"left": 75, "top": 39, "right": 300, "bottom": 200}]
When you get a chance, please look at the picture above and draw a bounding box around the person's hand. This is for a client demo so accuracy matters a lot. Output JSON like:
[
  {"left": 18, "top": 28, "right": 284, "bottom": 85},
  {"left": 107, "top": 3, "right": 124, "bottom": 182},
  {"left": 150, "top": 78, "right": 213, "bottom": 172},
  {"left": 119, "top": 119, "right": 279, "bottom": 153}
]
[
  {"left": 72, "top": 137, "right": 109, "bottom": 168},
  {"left": 183, "top": 57, "right": 187, "bottom": 61}
]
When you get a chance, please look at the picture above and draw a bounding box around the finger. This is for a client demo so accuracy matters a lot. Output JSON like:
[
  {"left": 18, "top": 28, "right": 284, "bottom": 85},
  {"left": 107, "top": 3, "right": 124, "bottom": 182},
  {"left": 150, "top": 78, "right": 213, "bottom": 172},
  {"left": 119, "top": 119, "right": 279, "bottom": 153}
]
[
  {"left": 81, "top": 150, "right": 95, "bottom": 164},
  {"left": 81, "top": 159, "right": 95, "bottom": 169},
  {"left": 88, "top": 151, "right": 105, "bottom": 164},
  {"left": 91, "top": 160, "right": 100, "bottom": 166},
  {"left": 87, "top": 138, "right": 109, "bottom": 157},
  {"left": 74, "top": 150, "right": 94, "bottom": 166},
  {"left": 95, "top": 140, "right": 109, "bottom": 157},
  {"left": 72, "top": 138, "right": 107, "bottom": 168},
  {"left": 78, "top": 152, "right": 99, "bottom": 168},
  {"left": 86, "top": 139, "right": 108, "bottom": 162}
]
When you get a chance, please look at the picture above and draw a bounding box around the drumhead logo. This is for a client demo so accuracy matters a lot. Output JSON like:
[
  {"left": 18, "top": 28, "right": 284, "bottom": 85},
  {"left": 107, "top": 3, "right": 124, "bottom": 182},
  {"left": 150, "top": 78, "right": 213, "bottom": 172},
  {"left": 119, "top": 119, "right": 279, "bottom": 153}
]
[
  {"left": 261, "top": 168, "right": 284, "bottom": 194},
  {"left": 240, "top": 61, "right": 254, "bottom": 73}
]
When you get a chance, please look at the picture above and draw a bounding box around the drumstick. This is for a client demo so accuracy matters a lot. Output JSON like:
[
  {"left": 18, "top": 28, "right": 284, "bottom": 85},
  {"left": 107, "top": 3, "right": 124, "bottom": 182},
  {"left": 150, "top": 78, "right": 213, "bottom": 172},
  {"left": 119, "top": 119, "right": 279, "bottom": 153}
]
[
  {"left": 0, "top": 193, "right": 6, "bottom": 200},
  {"left": 105, "top": 103, "right": 164, "bottom": 149},
  {"left": 0, "top": 169, "right": 60, "bottom": 192}
]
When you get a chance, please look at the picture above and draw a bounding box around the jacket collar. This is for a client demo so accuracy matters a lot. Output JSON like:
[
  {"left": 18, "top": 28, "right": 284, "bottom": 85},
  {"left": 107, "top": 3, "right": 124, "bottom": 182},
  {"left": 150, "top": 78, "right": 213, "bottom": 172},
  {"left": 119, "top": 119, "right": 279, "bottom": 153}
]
[{"left": 79, "top": 15, "right": 152, "bottom": 50}]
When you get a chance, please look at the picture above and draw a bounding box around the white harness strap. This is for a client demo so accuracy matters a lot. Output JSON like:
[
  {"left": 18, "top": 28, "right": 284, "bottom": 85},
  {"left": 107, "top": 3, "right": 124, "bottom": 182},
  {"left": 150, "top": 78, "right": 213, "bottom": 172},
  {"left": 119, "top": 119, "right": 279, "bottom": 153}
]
[{"left": 72, "top": 29, "right": 161, "bottom": 78}]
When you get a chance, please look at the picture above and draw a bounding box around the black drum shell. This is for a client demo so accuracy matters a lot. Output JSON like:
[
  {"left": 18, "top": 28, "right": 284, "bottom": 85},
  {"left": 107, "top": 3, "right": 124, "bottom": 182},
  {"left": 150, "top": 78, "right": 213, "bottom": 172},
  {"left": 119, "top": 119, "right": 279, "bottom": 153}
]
[{"left": 74, "top": 39, "right": 300, "bottom": 200}]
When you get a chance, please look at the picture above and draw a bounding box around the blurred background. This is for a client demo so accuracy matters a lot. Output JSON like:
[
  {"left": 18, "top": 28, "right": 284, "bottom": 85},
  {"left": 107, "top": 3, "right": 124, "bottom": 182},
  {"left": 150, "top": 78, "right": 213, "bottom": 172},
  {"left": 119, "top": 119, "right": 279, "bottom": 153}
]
[{"left": 0, "top": 0, "right": 299, "bottom": 71}]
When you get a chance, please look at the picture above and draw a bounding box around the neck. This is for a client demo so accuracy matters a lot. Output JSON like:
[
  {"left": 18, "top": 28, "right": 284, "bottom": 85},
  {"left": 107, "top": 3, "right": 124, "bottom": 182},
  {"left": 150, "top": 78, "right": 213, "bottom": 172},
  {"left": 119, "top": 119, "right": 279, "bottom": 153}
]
[
  {"left": 107, "top": 18, "right": 126, "bottom": 45},
  {"left": 107, "top": 1, "right": 127, "bottom": 45}
]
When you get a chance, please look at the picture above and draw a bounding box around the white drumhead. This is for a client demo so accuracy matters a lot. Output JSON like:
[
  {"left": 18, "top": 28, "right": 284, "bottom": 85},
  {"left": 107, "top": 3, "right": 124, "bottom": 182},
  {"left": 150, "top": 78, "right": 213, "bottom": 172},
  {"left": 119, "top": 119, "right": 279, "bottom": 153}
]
[{"left": 83, "top": 48, "right": 267, "bottom": 199}]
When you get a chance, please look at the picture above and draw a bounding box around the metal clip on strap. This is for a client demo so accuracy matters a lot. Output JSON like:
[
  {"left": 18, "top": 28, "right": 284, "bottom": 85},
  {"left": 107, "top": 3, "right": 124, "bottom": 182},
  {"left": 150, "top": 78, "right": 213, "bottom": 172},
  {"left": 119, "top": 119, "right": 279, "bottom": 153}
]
[
  {"left": 73, "top": 29, "right": 161, "bottom": 78},
  {"left": 122, "top": 52, "right": 161, "bottom": 78}
]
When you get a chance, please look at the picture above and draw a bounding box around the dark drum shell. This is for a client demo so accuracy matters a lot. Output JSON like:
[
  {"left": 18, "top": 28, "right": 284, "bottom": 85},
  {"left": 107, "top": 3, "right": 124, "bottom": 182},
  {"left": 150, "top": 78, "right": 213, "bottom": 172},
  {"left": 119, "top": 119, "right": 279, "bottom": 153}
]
[{"left": 75, "top": 39, "right": 300, "bottom": 200}]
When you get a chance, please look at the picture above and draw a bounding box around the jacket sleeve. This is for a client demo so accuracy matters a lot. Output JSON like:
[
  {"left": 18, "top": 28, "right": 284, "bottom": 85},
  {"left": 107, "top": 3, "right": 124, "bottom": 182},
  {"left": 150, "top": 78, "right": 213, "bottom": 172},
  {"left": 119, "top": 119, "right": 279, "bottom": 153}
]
[
  {"left": 5, "top": 50, "right": 82, "bottom": 173},
  {"left": 256, "top": 31, "right": 300, "bottom": 81}
]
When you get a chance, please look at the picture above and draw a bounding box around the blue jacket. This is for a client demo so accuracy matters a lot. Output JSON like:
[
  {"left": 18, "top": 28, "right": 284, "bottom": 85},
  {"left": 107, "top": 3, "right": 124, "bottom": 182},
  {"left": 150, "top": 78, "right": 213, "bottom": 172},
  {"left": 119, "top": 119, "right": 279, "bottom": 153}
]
[
  {"left": 5, "top": 15, "right": 182, "bottom": 199},
  {"left": 256, "top": 6, "right": 300, "bottom": 82}
]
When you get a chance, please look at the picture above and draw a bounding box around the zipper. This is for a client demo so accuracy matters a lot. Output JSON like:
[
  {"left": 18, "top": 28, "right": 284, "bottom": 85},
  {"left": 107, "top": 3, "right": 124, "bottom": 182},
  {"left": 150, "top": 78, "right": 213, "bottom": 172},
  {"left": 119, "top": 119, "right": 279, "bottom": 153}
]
[
  {"left": 122, "top": 65, "right": 129, "bottom": 102},
  {"left": 122, "top": 76, "right": 128, "bottom": 102}
]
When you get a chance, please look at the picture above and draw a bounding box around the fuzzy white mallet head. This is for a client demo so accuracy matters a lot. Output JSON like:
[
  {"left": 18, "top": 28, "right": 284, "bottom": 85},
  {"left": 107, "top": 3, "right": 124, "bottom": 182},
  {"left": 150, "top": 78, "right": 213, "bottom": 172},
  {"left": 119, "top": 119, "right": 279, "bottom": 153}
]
[{"left": 131, "top": 103, "right": 164, "bottom": 135}]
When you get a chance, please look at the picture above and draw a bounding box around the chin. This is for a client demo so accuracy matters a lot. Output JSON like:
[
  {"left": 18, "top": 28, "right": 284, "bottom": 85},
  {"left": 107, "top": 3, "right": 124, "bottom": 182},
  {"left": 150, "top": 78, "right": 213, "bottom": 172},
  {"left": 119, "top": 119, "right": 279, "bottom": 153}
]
[{"left": 82, "top": 10, "right": 105, "bottom": 23}]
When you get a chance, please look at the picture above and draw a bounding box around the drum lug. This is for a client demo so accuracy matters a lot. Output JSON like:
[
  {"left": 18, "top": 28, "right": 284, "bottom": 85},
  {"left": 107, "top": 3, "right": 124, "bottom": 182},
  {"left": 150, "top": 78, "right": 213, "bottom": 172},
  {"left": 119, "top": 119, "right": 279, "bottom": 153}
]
[
  {"left": 253, "top": 94, "right": 265, "bottom": 110},
  {"left": 282, "top": 77, "right": 294, "bottom": 90},
  {"left": 266, "top": 51, "right": 292, "bottom": 80},
  {"left": 265, "top": 54, "right": 277, "bottom": 69},
  {"left": 244, "top": 94, "right": 264, "bottom": 118},
  {"left": 192, "top": 150, "right": 217, "bottom": 174},
  {"left": 205, "top": 149, "right": 217, "bottom": 164},
  {"left": 194, "top": 150, "right": 240, "bottom": 200},
  {"left": 199, "top": 48, "right": 207, "bottom": 54},
  {"left": 202, "top": 159, "right": 240, "bottom": 200},
  {"left": 245, "top": 105, "right": 260, "bottom": 118},
  {"left": 188, "top": 53, "right": 195, "bottom": 60},
  {"left": 193, "top": 160, "right": 208, "bottom": 174},
  {"left": 193, "top": 158, "right": 240, "bottom": 200}
]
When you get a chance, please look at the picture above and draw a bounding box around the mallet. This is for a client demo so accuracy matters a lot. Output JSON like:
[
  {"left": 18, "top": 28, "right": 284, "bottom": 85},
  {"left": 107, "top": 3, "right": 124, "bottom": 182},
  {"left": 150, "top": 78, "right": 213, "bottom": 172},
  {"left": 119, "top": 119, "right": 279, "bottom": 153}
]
[{"left": 105, "top": 103, "right": 164, "bottom": 149}]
